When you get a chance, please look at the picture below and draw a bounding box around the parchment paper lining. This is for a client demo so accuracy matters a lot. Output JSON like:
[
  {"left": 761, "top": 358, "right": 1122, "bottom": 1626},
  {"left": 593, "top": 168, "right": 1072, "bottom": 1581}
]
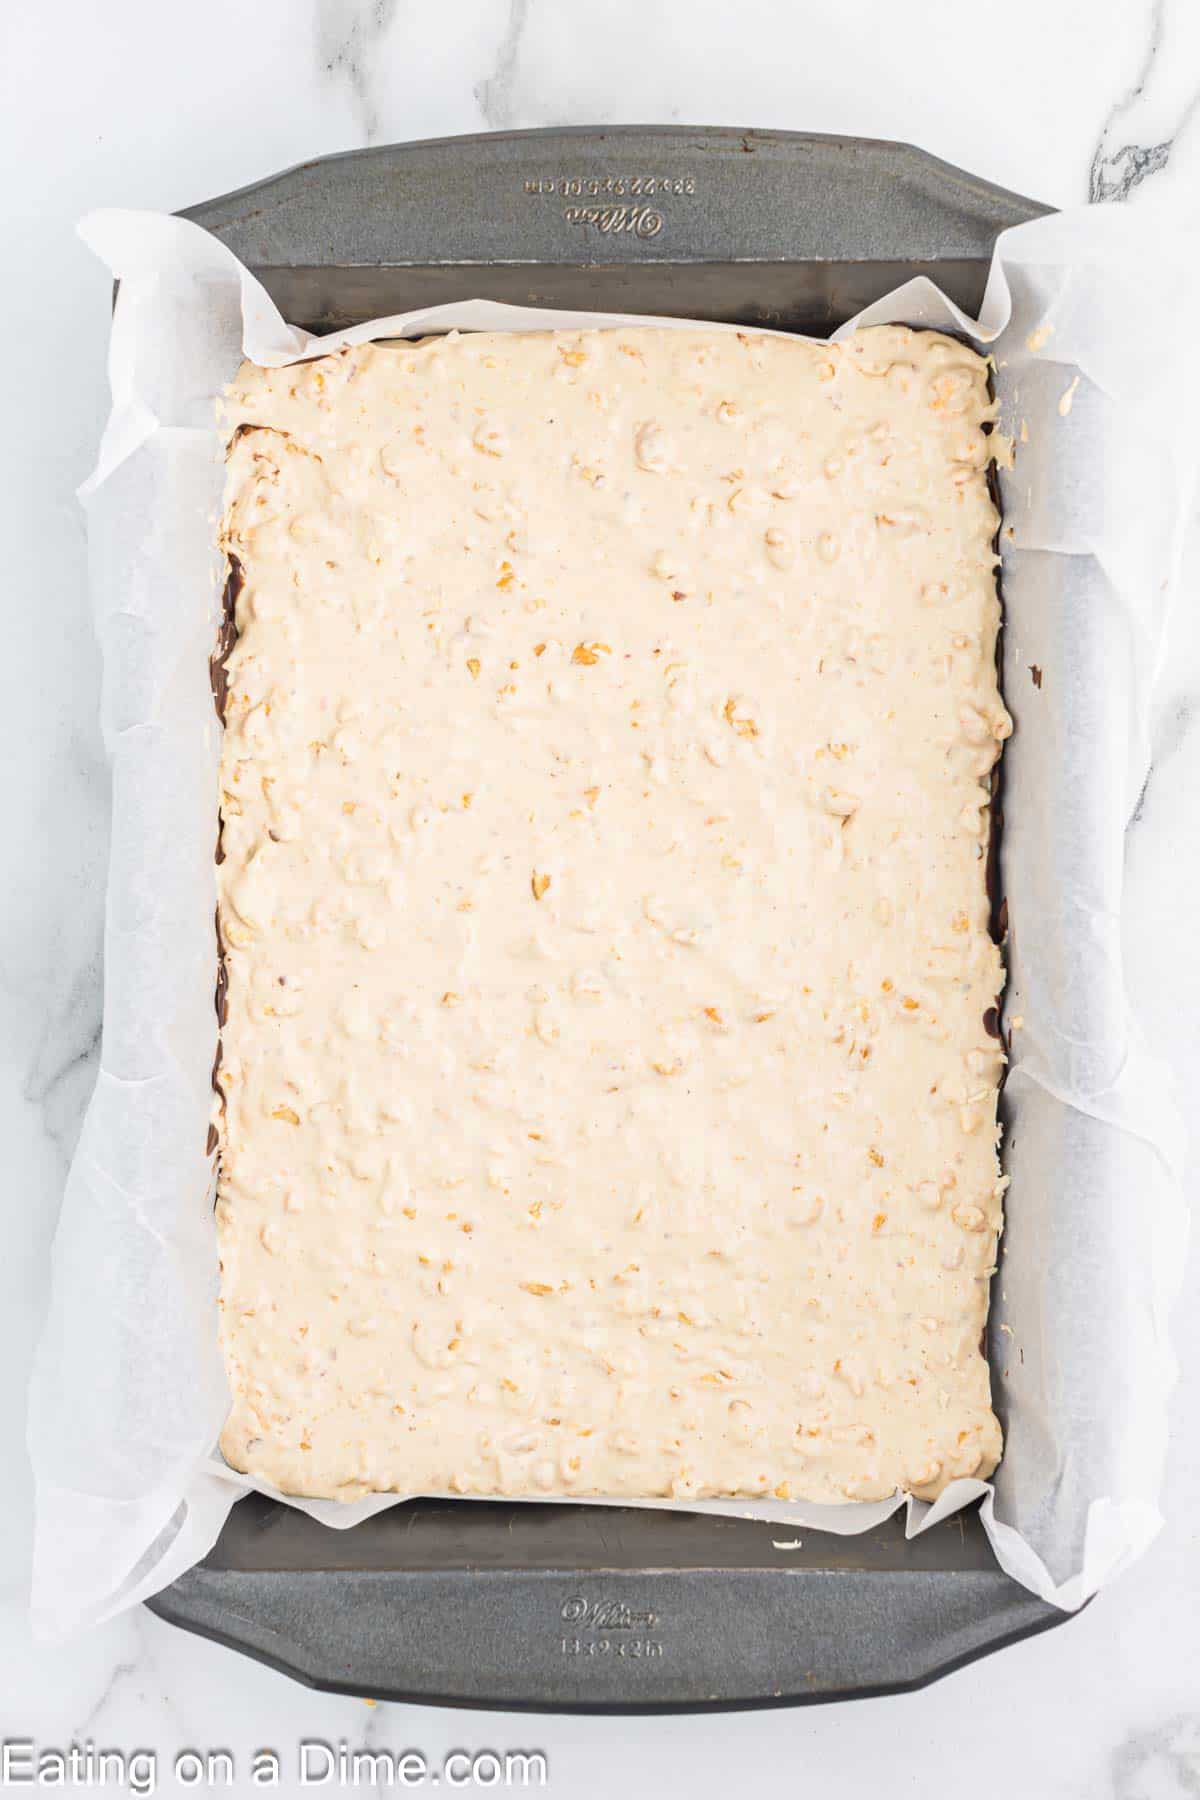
[{"left": 27, "top": 203, "right": 1193, "bottom": 1639}]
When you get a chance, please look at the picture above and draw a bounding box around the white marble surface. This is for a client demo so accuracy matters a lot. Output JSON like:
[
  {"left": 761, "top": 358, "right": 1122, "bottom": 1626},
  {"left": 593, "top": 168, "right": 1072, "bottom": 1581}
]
[{"left": 6, "top": 0, "right": 1200, "bottom": 1791}]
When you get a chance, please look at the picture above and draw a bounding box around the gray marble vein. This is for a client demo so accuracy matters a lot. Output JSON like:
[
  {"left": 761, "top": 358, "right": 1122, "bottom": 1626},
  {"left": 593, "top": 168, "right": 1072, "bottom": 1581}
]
[
  {"left": 23, "top": 967, "right": 102, "bottom": 1169},
  {"left": 1131, "top": 695, "right": 1196, "bottom": 827},
  {"left": 70, "top": 1655, "right": 140, "bottom": 1744},
  {"left": 1112, "top": 1714, "right": 1200, "bottom": 1799},
  {"left": 316, "top": 0, "right": 400, "bottom": 144},
  {"left": 1091, "top": 0, "right": 1200, "bottom": 201},
  {"left": 475, "top": 0, "right": 533, "bottom": 131}
]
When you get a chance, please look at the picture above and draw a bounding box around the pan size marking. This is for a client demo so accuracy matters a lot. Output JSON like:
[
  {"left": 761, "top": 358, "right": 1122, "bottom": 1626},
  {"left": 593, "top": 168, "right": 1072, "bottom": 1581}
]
[
  {"left": 523, "top": 173, "right": 697, "bottom": 239},
  {"left": 523, "top": 175, "right": 697, "bottom": 197},
  {"left": 557, "top": 1593, "right": 665, "bottom": 1661},
  {"left": 561, "top": 1636, "right": 664, "bottom": 1659}
]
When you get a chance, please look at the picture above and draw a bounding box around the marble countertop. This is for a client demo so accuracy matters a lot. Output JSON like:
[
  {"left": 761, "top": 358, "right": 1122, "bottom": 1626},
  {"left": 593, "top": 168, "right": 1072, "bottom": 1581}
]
[{"left": 6, "top": 0, "right": 1200, "bottom": 1792}]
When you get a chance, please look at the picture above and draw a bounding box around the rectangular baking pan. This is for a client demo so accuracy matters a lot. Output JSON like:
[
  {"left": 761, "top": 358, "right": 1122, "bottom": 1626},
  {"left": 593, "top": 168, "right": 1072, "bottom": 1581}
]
[{"left": 150, "top": 126, "right": 1065, "bottom": 1711}]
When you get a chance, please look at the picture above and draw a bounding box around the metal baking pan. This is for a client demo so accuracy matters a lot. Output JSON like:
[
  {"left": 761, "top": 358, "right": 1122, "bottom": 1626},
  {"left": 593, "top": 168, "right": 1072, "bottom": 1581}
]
[{"left": 151, "top": 126, "right": 1063, "bottom": 1711}]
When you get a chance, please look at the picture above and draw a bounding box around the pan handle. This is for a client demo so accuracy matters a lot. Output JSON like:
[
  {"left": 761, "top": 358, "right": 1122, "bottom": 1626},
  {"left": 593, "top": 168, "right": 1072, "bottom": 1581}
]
[
  {"left": 180, "top": 127, "right": 1049, "bottom": 331},
  {"left": 147, "top": 1555, "right": 1065, "bottom": 1710}
]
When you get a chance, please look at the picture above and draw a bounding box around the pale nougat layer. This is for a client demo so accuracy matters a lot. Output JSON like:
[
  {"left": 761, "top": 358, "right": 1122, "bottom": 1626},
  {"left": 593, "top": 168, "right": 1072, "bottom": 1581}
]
[{"left": 214, "top": 325, "right": 1010, "bottom": 1505}]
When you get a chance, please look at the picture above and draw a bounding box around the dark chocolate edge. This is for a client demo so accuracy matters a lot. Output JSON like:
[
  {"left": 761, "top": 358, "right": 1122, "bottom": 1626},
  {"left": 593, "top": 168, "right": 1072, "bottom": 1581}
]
[
  {"left": 917, "top": 325, "right": 1008, "bottom": 1397},
  {"left": 981, "top": 361, "right": 1011, "bottom": 1406},
  {"left": 207, "top": 542, "right": 243, "bottom": 1162}
]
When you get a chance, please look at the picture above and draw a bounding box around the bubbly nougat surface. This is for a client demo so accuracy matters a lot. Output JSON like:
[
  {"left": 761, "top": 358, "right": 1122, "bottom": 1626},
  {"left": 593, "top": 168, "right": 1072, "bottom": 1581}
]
[{"left": 214, "top": 325, "right": 1009, "bottom": 1503}]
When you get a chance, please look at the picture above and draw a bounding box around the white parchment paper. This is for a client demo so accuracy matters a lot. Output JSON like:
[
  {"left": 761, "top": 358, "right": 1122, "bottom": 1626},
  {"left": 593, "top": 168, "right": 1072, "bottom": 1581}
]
[{"left": 29, "top": 202, "right": 1195, "bottom": 1640}]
